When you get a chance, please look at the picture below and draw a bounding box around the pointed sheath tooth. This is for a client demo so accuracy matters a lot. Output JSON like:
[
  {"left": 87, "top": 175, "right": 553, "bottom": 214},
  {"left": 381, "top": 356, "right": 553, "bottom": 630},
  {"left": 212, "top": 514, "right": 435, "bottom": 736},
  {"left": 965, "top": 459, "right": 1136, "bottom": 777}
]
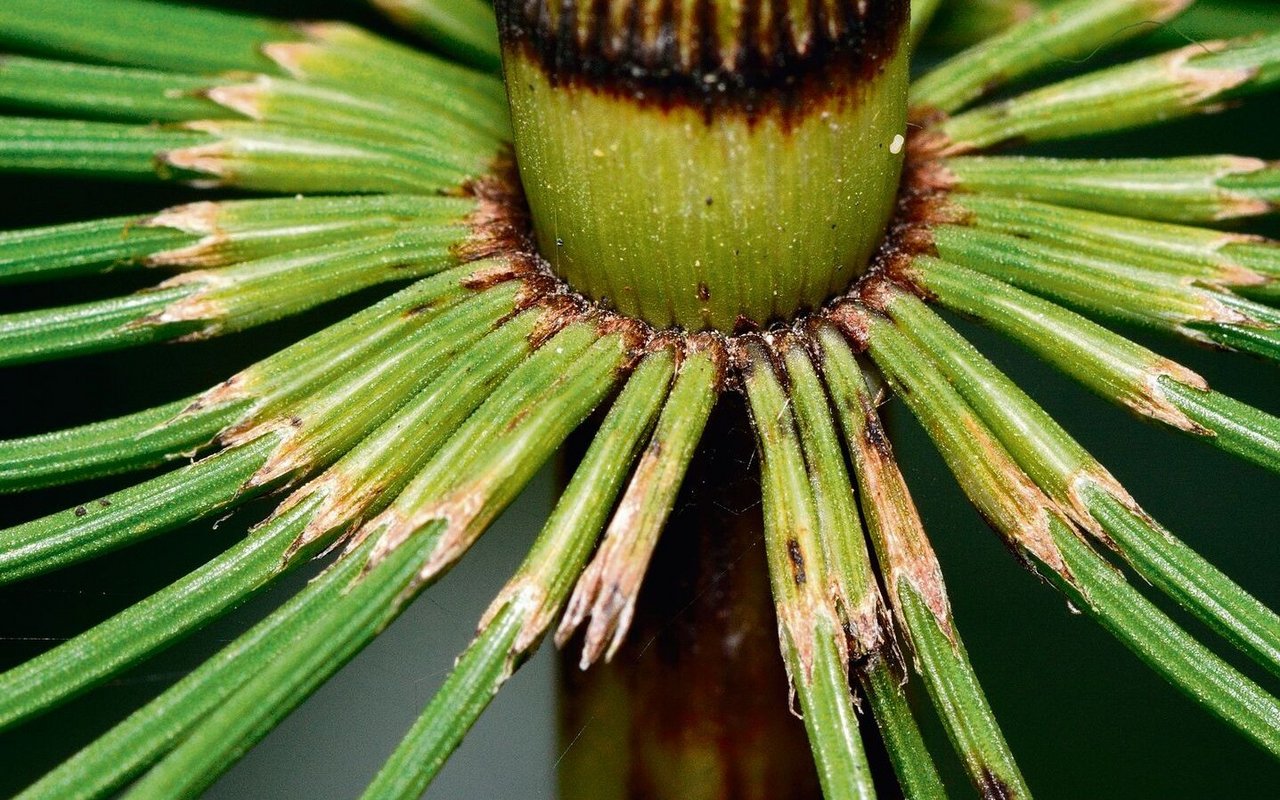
[
  {"left": 862, "top": 452, "right": 953, "bottom": 637},
  {"left": 260, "top": 41, "right": 319, "bottom": 79},
  {"left": 1159, "top": 41, "right": 1258, "bottom": 105},
  {"left": 161, "top": 136, "right": 234, "bottom": 183},
  {"left": 135, "top": 272, "right": 229, "bottom": 334},
  {"left": 142, "top": 201, "right": 231, "bottom": 267},
  {"left": 273, "top": 476, "right": 360, "bottom": 562},
  {"left": 202, "top": 80, "right": 269, "bottom": 120},
  {"left": 145, "top": 201, "right": 222, "bottom": 237}
]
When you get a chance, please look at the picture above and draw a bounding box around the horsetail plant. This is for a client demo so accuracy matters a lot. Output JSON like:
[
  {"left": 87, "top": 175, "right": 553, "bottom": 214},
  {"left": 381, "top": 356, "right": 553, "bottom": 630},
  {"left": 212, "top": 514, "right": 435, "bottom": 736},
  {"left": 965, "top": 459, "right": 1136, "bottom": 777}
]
[{"left": 0, "top": 0, "right": 1278, "bottom": 797}]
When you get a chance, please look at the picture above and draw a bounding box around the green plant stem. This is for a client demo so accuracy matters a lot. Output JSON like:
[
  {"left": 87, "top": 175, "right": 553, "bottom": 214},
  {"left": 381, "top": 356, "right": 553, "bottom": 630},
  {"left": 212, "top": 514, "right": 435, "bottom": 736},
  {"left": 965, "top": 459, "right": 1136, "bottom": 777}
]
[
  {"left": 859, "top": 307, "right": 1280, "bottom": 758},
  {"left": 0, "top": 494, "right": 320, "bottom": 731},
  {"left": 743, "top": 339, "right": 876, "bottom": 800},
  {"left": 949, "top": 193, "right": 1279, "bottom": 294},
  {"left": 0, "top": 434, "right": 281, "bottom": 584},
  {"left": 858, "top": 657, "right": 948, "bottom": 800},
  {"left": 927, "top": 222, "right": 1280, "bottom": 360},
  {"left": 0, "top": 264, "right": 484, "bottom": 492},
  {"left": 0, "top": 307, "right": 544, "bottom": 730},
  {"left": 0, "top": 214, "right": 194, "bottom": 283},
  {"left": 0, "top": 396, "right": 250, "bottom": 493},
  {"left": 368, "top": 0, "right": 501, "bottom": 72},
  {"left": 359, "top": 349, "right": 676, "bottom": 800},
  {"left": 0, "top": 223, "right": 471, "bottom": 366},
  {"left": 941, "top": 31, "right": 1280, "bottom": 150},
  {"left": 14, "top": 537, "right": 377, "bottom": 800},
  {"left": 781, "top": 337, "right": 887, "bottom": 654},
  {"left": 818, "top": 324, "right": 1024, "bottom": 799},
  {"left": 943, "top": 155, "right": 1280, "bottom": 223},
  {"left": 119, "top": 527, "right": 445, "bottom": 800},
  {"left": 0, "top": 0, "right": 296, "bottom": 74},
  {"left": 1043, "top": 519, "right": 1280, "bottom": 758},
  {"left": 0, "top": 57, "right": 229, "bottom": 122},
  {"left": 557, "top": 341, "right": 721, "bottom": 665},
  {"left": 913, "top": 0, "right": 1190, "bottom": 113},
  {"left": 886, "top": 290, "right": 1280, "bottom": 679},
  {"left": 1159, "top": 378, "right": 1280, "bottom": 473},
  {"left": 909, "top": 256, "right": 1280, "bottom": 473},
  {"left": 117, "top": 322, "right": 628, "bottom": 799}
]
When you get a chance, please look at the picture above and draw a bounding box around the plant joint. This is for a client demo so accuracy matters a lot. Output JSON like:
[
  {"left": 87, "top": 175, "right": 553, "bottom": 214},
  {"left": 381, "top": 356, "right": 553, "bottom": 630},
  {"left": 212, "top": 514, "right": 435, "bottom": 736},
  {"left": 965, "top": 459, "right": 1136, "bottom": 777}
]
[{"left": 495, "top": 0, "right": 914, "bottom": 332}]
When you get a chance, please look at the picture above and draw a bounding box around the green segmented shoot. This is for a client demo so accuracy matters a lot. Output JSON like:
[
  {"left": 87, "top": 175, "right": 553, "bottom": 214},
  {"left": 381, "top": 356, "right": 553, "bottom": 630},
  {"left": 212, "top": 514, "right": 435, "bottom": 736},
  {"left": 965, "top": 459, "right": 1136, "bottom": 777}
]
[
  {"left": 359, "top": 346, "right": 676, "bottom": 800},
  {"left": 942, "top": 155, "right": 1280, "bottom": 223},
  {"left": 743, "top": 338, "right": 877, "bottom": 800},
  {"left": 557, "top": 338, "right": 723, "bottom": 666}
]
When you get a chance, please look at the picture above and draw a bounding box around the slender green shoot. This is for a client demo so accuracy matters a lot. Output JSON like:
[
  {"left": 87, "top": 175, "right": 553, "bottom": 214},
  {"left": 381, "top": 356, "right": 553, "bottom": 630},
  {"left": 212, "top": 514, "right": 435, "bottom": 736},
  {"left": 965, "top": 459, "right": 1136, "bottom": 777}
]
[
  {"left": 885, "top": 290, "right": 1280, "bottom": 679},
  {"left": 743, "top": 338, "right": 876, "bottom": 800},
  {"left": 368, "top": 0, "right": 501, "bottom": 72},
  {"left": 941, "top": 31, "right": 1280, "bottom": 150},
  {"left": 359, "top": 347, "right": 676, "bottom": 800},
  {"left": 854, "top": 306, "right": 1280, "bottom": 758},
  {"left": 913, "top": 0, "right": 1191, "bottom": 113},
  {"left": 557, "top": 338, "right": 723, "bottom": 666},
  {"left": 943, "top": 155, "right": 1280, "bottom": 223},
  {"left": 909, "top": 256, "right": 1280, "bottom": 474},
  {"left": 818, "top": 324, "right": 1024, "bottom": 800}
]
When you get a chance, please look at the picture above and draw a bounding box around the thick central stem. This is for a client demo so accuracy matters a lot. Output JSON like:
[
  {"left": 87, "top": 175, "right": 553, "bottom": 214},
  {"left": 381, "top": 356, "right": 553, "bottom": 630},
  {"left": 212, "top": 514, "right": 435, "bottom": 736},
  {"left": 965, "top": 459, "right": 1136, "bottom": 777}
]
[{"left": 497, "top": 0, "right": 911, "bottom": 332}]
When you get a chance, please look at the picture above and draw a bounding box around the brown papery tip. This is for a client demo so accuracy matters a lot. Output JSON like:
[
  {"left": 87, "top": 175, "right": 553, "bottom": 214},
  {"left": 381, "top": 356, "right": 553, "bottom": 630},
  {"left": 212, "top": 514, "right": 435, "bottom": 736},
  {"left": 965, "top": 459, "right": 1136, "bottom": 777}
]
[{"left": 495, "top": 0, "right": 908, "bottom": 116}]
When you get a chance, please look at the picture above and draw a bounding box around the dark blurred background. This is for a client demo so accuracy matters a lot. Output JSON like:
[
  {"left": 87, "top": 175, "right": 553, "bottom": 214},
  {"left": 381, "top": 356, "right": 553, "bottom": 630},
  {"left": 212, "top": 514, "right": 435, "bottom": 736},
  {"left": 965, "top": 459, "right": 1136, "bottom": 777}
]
[{"left": 0, "top": 1, "right": 1277, "bottom": 797}]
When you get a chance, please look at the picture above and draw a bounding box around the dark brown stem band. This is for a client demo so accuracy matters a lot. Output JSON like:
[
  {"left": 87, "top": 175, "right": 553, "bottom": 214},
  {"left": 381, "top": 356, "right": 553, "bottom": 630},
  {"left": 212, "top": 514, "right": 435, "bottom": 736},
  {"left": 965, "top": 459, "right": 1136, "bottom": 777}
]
[{"left": 495, "top": 0, "right": 909, "bottom": 117}]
